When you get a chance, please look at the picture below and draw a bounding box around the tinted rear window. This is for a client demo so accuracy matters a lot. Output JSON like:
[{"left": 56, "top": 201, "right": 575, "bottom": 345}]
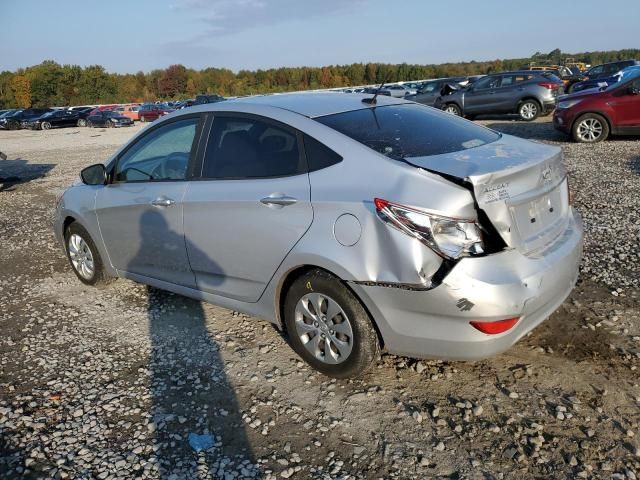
[{"left": 316, "top": 104, "right": 500, "bottom": 160}]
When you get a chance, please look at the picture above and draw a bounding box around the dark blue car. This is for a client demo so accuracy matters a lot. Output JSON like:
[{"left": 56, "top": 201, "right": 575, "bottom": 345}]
[{"left": 569, "top": 65, "right": 640, "bottom": 93}]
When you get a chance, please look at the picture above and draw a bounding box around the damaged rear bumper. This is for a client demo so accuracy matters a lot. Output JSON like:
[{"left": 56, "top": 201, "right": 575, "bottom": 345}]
[{"left": 349, "top": 209, "right": 583, "bottom": 360}]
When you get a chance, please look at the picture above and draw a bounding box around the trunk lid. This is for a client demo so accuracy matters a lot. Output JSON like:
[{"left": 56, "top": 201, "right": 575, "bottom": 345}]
[{"left": 405, "top": 134, "right": 569, "bottom": 256}]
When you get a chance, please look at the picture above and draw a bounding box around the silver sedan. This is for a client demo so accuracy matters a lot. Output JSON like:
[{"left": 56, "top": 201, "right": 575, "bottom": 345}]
[{"left": 54, "top": 92, "right": 583, "bottom": 378}]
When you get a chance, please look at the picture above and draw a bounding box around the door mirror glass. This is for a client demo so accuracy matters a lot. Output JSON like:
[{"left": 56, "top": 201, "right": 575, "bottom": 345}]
[{"left": 80, "top": 164, "right": 107, "bottom": 185}]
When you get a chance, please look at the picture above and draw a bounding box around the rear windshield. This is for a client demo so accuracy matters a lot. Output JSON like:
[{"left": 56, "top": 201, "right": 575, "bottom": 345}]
[{"left": 316, "top": 104, "right": 500, "bottom": 160}]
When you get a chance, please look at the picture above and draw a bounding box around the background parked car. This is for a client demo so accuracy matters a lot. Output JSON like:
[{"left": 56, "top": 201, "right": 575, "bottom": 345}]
[
  {"left": 571, "top": 60, "right": 640, "bottom": 86},
  {"left": 26, "top": 109, "right": 89, "bottom": 130},
  {"left": 407, "top": 77, "right": 467, "bottom": 106},
  {"left": 554, "top": 69, "right": 640, "bottom": 143},
  {"left": 114, "top": 104, "right": 141, "bottom": 121},
  {"left": 194, "top": 94, "right": 225, "bottom": 105},
  {"left": 434, "top": 71, "right": 564, "bottom": 121},
  {"left": 0, "top": 108, "right": 53, "bottom": 130},
  {"left": 138, "top": 104, "right": 174, "bottom": 122},
  {"left": 568, "top": 65, "right": 640, "bottom": 93},
  {"left": 86, "top": 110, "right": 134, "bottom": 128},
  {"left": 382, "top": 84, "right": 414, "bottom": 97}
]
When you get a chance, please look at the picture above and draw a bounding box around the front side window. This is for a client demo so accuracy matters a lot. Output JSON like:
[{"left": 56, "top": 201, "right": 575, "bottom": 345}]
[
  {"left": 473, "top": 76, "right": 500, "bottom": 90},
  {"left": 114, "top": 117, "right": 199, "bottom": 182},
  {"left": 202, "top": 116, "right": 302, "bottom": 179},
  {"left": 316, "top": 104, "right": 500, "bottom": 161}
]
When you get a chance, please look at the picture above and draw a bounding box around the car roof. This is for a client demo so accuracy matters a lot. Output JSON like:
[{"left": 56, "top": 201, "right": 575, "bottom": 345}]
[{"left": 229, "top": 91, "right": 410, "bottom": 118}]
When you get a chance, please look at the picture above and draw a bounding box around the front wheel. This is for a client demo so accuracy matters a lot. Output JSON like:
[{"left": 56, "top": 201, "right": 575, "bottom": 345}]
[
  {"left": 77, "top": 119, "right": 87, "bottom": 127},
  {"left": 64, "top": 222, "right": 112, "bottom": 286},
  {"left": 518, "top": 100, "right": 541, "bottom": 121},
  {"left": 41, "top": 121, "right": 51, "bottom": 130},
  {"left": 572, "top": 113, "right": 609, "bottom": 143},
  {"left": 87, "top": 121, "right": 93, "bottom": 128},
  {"left": 283, "top": 269, "right": 380, "bottom": 378},
  {"left": 140, "top": 116, "right": 146, "bottom": 122},
  {"left": 442, "top": 103, "right": 462, "bottom": 116}
]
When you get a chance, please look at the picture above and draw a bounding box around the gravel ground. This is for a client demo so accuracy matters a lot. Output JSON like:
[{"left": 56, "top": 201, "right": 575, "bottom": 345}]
[{"left": 1, "top": 119, "right": 639, "bottom": 480}]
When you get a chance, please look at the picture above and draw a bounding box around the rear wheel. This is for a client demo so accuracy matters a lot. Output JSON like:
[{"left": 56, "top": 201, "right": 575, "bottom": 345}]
[
  {"left": 64, "top": 222, "right": 112, "bottom": 286},
  {"left": 518, "top": 100, "right": 541, "bottom": 121},
  {"left": 87, "top": 121, "right": 93, "bottom": 128},
  {"left": 443, "top": 103, "right": 461, "bottom": 116},
  {"left": 283, "top": 269, "right": 380, "bottom": 378},
  {"left": 140, "top": 115, "right": 146, "bottom": 122},
  {"left": 572, "top": 113, "right": 609, "bottom": 143},
  {"left": 77, "top": 119, "right": 87, "bottom": 127}
]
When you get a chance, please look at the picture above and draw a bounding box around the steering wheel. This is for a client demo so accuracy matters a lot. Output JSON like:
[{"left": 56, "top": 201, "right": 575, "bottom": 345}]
[{"left": 152, "top": 153, "right": 188, "bottom": 180}]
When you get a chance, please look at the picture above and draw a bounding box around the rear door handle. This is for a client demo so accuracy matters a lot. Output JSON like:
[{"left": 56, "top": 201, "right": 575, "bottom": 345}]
[
  {"left": 151, "top": 197, "right": 175, "bottom": 207},
  {"left": 260, "top": 195, "right": 297, "bottom": 207}
]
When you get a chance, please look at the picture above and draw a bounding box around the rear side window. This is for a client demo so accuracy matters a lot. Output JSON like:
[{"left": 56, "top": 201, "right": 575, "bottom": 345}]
[
  {"left": 316, "top": 104, "right": 500, "bottom": 161},
  {"left": 202, "top": 116, "right": 303, "bottom": 179},
  {"left": 303, "top": 135, "right": 342, "bottom": 172}
]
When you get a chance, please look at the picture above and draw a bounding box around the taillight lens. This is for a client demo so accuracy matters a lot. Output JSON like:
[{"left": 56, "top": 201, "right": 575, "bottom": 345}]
[
  {"left": 538, "top": 82, "right": 560, "bottom": 89},
  {"left": 470, "top": 317, "right": 519, "bottom": 334},
  {"left": 374, "top": 198, "right": 484, "bottom": 260}
]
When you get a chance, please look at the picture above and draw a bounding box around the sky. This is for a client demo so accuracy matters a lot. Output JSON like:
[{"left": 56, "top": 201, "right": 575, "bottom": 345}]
[{"left": 0, "top": 0, "right": 638, "bottom": 73}]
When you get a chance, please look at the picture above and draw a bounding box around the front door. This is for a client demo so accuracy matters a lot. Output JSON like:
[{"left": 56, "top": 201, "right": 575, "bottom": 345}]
[
  {"left": 464, "top": 75, "right": 501, "bottom": 114},
  {"left": 610, "top": 78, "right": 640, "bottom": 129},
  {"left": 183, "top": 114, "right": 313, "bottom": 302},
  {"left": 96, "top": 115, "right": 202, "bottom": 287}
]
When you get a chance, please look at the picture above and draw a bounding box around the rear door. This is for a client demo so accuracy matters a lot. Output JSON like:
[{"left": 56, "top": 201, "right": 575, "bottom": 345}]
[
  {"left": 182, "top": 113, "right": 313, "bottom": 302},
  {"left": 95, "top": 115, "right": 203, "bottom": 287}
]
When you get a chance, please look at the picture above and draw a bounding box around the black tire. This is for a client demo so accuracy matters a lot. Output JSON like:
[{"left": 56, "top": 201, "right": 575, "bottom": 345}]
[
  {"left": 572, "top": 113, "right": 609, "bottom": 143},
  {"left": 7, "top": 120, "right": 19, "bottom": 130},
  {"left": 41, "top": 121, "right": 51, "bottom": 130},
  {"left": 64, "top": 222, "right": 112, "bottom": 287},
  {"left": 283, "top": 269, "right": 380, "bottom": 378},
  {"left": 140, "top": 116, "right": 146, "bottom": 122},
  {"left": 442, "top": 103, "right": 462, "bottom": 116},
  {"left": 87, "top": 121, "right": 93, "bottom": 128},
  {"left": 518, "top": 99, "right": 541, "bottom": 121},
  {"left": 77, "top": 119, "right": 86, "bottom": 127}
]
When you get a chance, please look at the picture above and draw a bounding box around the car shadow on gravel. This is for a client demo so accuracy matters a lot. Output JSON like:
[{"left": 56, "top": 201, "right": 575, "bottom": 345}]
[
  {"left": 0, "top": 157, "right": 55, "bottom": 192},
  {"left": 484, "top": 120, "right": 566, "bottom": 142},
  {"left": 132, "top": 211, "right": 256, "bottom": 477}
]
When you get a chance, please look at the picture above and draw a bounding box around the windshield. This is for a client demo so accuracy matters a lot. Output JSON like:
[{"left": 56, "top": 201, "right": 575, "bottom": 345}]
[
  {"left": 316, "top": 104, "right": 500, "bottom": 160},
  {"left": 606, "top": 69, "right": 640, "bottom": 91}
]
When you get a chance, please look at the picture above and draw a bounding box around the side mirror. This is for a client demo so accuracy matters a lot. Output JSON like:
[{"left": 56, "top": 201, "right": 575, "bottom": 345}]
[{"left": 80, "top": 163, "right": 107, "bottom": 185}]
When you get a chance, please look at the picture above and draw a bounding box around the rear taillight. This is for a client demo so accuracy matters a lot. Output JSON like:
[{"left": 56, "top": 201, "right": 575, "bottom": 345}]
[
  {"left": 538, "top": 82, "right": 559, "bottom": 89},
  {"left": 373, "top": 197, "right": 484, "bottom": 259},
  {"left": 470, "top": 317, "right": 519, "bottom": 334}
]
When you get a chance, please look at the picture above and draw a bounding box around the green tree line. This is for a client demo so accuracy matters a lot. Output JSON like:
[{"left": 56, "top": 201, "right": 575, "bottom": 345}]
[{"left": 1, "top": 48, "right": 638, "bottom": 108}]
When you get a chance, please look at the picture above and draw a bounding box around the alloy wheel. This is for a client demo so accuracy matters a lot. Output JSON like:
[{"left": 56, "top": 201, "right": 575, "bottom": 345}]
[
  {"left": 576, "top": 118, "right": 603, "bottom": 142},
  {"left": 520, "top": 102, "right": 537, "bottom": 120},
  {"left": 294, "top": 293, "right": 354, "bottom": 365},
  {"left": 444, "top": 105, "right": 460, "bottom": 115},
  {"left": 68, "top": 234, "right": 95, "bottom": 280}
]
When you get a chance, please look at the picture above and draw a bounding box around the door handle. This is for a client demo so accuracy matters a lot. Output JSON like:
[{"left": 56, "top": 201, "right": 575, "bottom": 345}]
[
  {"left": 151, "top": 197, "right": 175, "bottom": 207},
  {"left": 260, "top": 195, "right": 297, "bottom": 207}
]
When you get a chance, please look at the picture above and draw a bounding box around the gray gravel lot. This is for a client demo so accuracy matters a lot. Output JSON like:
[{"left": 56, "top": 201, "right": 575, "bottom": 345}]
[{"left": 1, "top": 119, "right": 639, "bottom": 479}]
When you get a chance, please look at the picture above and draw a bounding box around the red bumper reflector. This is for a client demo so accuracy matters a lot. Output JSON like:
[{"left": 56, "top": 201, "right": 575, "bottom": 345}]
[{"left": 470, "top": 317, "right": 519, "bottom": 335}]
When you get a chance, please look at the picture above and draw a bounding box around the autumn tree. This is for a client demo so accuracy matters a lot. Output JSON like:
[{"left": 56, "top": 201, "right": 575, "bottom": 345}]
[
  {"left": 158, "top": 64, "right": 188, "bottom": 98},
  {"left": 11, "top": 74, "right": 31, "bottom": 107}
]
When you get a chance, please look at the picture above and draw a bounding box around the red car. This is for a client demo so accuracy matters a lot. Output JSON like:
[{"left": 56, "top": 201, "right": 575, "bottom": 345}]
[
  {"left": 138, "top": 104, "right": 174, "bottom": 122},
  {"left": 553, "top": 71, "right": 640, "bottom": 143}
]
